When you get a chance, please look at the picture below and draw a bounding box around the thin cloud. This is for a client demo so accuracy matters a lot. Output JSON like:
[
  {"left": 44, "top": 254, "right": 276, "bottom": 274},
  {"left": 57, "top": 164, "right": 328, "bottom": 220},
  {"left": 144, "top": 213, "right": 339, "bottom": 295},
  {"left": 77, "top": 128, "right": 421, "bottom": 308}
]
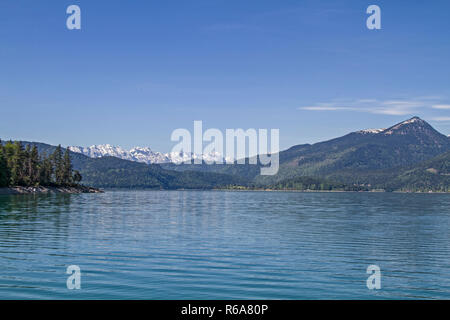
[
  {"left": 301, "top": 106, "right": 355, "bottom": 111},
  {"left": 430, "top": 117, "right": 450, "bottom": 121},
  {"left": 432, "top": 104, "right": 450, "bottom": 110},
  {"left": 299, "top": 98, "right": 450, "bottom": 116}
]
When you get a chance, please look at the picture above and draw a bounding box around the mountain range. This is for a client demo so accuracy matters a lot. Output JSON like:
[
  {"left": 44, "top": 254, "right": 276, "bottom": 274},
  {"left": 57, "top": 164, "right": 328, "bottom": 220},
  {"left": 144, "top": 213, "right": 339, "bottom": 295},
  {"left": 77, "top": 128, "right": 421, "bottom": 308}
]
[
  {"left": 10, "top": 142, "right": 244, "bottom": 190},
  {"left": 68, "top": 145, "right": 225, "bottom": 164},
  {"left": 7, "top": 117, "right": 450, "bottom": 192},
  {"left": 161, "top": 117, "right": 450, "bottom": 191}
]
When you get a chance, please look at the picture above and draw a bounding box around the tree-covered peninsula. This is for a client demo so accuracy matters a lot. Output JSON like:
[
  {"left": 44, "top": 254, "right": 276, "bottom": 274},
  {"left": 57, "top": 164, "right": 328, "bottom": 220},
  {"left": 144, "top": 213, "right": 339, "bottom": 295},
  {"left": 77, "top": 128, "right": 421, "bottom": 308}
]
[{"left": 0, "top": 140, "right": 83, "bottom": 190}]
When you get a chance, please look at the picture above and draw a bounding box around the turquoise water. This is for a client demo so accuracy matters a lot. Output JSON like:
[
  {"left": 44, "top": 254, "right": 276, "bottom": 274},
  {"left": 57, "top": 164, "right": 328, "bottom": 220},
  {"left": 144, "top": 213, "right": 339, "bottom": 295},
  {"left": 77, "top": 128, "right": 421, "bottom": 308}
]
[{"left": 0, "top": 190, "right": 449, "bottom": 299}]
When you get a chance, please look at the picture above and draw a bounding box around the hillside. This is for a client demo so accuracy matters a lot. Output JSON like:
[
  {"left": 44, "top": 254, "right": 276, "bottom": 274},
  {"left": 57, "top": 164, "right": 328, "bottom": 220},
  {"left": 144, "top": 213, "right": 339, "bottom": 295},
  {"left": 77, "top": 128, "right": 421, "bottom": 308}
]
[
  {"left": 384, "top": 151, "right": 450, "bottom": 192},
  {"left": 14, "top": 141, "right": 246, "bottom": 189},
  {"left": 3, "top": 117, "right": 449, "bottom": 192},
  {"left": 162, "top": 117, "right": 450, "bottom": 188},
  {"left": 76, "top": 156, "right": 245, "bottom": 189}
]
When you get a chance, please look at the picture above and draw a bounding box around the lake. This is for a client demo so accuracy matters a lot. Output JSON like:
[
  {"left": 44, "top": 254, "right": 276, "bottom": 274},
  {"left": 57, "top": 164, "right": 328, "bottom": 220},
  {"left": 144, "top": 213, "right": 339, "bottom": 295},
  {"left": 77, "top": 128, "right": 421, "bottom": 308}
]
[{"left": 0, "top": 190, "right": 449, "bottom": 299}]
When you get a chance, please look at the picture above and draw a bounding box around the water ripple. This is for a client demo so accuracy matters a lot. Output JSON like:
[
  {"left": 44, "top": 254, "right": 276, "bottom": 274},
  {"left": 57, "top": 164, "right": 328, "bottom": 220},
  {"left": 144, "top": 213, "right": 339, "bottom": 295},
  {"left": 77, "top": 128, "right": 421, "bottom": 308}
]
[{"left": 0, "top": 191, "right": 449, "bottom": 299}]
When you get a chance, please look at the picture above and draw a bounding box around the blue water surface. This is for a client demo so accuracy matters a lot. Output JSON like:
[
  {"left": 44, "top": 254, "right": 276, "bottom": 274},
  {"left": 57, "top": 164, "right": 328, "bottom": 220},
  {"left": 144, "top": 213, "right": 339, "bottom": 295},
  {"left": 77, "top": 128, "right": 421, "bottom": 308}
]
[{"left": 0, "top": 190, "right": 449, "bottom": 299}]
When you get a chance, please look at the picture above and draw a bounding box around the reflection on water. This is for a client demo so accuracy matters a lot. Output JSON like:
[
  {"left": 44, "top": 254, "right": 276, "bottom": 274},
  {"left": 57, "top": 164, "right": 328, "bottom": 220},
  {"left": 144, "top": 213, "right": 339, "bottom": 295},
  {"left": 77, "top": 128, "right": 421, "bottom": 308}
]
[{"left": 0, "top": 191, "right": 449, "bottom": 299}]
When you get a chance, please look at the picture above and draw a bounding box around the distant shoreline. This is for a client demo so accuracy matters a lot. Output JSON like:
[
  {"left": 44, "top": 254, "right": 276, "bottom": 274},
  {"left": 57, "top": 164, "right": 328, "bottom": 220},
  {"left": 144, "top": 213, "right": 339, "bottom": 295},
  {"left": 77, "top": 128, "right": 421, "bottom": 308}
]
[
  {"left": 2, "top": 186, "right": 448, "bottom": 195},
  {"left": 0, "top": 185, "right": 104, "bottom": 195},
  {"left": 213, "top": 188, "right": 450, "bottom": 194},
  {"left": 99, "top": 188, "right": 450, "bottom": 194}
]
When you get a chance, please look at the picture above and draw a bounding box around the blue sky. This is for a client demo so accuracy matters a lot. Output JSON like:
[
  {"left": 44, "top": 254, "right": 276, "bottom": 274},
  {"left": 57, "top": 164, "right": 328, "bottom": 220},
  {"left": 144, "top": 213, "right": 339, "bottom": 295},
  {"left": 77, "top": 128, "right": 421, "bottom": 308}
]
[{"left": 1, "top": 0, "right": 449, "bottom": 152}]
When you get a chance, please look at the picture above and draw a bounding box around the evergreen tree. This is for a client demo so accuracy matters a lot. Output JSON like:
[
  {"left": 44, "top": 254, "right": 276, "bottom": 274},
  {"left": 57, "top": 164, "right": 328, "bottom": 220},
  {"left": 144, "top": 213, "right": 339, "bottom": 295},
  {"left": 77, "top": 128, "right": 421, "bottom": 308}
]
[
  {"left": 62, "top": 148, "right": 73, "bottom": 185},
  {"left": 3, "top": 141, "right": 14, "bottom": 186},
  {"left": 53, "top": 145, "right": 64, "bottom": 185},
  {"left": 23, "top": 144, "right": 32, "bottom": 186},
  {"left": 30, "top": 145, "right": 40, "bottom": 185},
  {"left": 0, "top": 140, "right": 9, "bottom": 187},
  {"left": 0, "top": 140, "right": 80, "bottom": 188},
  {"left": 39, "top": 152, "right": 53, "bottom": 186},
  {"left": 10, "top": 141, "right": 26, "bottom": 186}
]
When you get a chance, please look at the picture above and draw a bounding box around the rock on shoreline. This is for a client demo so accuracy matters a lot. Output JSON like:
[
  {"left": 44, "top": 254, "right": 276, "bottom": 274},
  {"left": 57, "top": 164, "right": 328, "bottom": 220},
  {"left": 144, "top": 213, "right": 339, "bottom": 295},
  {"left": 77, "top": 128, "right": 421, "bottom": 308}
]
[{"left": 0, "top": 186, "right": 104, "bottom": 195}]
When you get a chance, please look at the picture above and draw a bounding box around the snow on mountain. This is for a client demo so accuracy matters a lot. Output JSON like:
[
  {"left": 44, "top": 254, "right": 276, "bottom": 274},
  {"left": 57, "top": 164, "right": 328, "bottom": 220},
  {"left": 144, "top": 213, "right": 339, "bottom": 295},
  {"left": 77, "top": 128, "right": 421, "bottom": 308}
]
[
  {"left": 70, "top": 144, "right": 133, "bottom": 160},
  {"left": 355, "top": 117, "right": 430, "bottom": 135},
  {"left": 129, "top": 147, "right": 171, "bottom": 164},
  {"left": 357, "top": 128, "right": 385, "bottom": 134},
  {"left": 68, "top": 144, "right": 226, "bottom": 164},
  {"left": 383, "top": 117, "right": 426, "bottom": 135}
]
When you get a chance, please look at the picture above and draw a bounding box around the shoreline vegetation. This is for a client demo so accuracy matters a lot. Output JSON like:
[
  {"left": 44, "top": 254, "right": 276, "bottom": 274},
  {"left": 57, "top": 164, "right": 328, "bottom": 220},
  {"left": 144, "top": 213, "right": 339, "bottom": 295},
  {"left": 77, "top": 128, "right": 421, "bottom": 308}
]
[{"left": 0, "top": 140, "right": 101, "bottom": 195}]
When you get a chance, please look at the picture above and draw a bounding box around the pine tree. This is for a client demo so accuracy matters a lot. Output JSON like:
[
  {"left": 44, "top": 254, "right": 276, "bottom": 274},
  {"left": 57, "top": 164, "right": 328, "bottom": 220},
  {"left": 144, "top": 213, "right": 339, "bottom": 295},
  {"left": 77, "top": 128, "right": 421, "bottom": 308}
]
[
  {"left": 30, "top": 145, "right": 40, "bottom": 185},
  {"left": 23, "top": 144, "right": 32, "bottom": 186},
  {"left": 0, "top": 140, "right": 81, "bottom": 188},
  {"left": 39, "top": 152, "right": 53, "bottom": 186},
  {"left": 62, "top": 148, "right": 73, "bottom": 185},
  {"left": 10, "top": 141, "right": 26, "bottom": 186},
  {"left": 0, "top": 140, "right": 9, "bottom": 187},
  {"left": 3, "top": 141, "right": 14, "bottom": 186},
  {"left": 53, "top": 145, "right": 64, "bottom": 185}
]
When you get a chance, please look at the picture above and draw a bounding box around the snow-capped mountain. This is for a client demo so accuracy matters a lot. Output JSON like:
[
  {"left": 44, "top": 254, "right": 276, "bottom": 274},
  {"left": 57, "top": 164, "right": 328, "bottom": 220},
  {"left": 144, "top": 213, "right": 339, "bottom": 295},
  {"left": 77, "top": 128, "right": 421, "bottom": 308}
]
[
  {"left": 69, "top": 145, "right": 133, "bottom": 160},
  {"left": 129, "top": 147, "right": 170, "bottom": 163},
  {"left": 382, "top": 116, "right": 426, "bottom": 135},
  {"left": 356, "top": 128, "right": 386, "bottom": 134},
  {"left": 357, "top": 117, "right": 444, "bottom": 137},
  {"left": 68, "top": 144, "right": 226, "bottom": 164}
]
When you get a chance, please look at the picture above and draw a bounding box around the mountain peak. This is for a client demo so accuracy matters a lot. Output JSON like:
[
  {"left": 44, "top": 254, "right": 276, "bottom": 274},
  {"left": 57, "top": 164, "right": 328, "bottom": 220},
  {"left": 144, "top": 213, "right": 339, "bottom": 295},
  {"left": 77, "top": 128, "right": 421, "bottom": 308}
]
[
  {"left": 401, "top": 116, "right": 424, "bottom": 124},
  {"left": 382, "top": 116, "right": 430, "bottom": 135},
  {"left": 355, "top": 117, "right": 427, "bottom": 136}
]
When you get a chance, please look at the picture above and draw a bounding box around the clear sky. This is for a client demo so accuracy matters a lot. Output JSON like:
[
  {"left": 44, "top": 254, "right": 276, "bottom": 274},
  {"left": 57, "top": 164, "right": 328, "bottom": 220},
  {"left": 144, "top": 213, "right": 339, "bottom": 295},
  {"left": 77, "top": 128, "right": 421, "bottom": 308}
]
[{"left": 1, "top": 0, "right": 449, "bottom": 152}]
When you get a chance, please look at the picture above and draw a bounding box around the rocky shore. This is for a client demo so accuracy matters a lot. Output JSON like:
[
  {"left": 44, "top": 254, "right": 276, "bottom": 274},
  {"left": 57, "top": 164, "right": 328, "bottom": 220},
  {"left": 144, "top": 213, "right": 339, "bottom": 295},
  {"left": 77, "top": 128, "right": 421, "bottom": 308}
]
[{"left": 0, "top": 185, "right": 104, "bottom": 195}]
